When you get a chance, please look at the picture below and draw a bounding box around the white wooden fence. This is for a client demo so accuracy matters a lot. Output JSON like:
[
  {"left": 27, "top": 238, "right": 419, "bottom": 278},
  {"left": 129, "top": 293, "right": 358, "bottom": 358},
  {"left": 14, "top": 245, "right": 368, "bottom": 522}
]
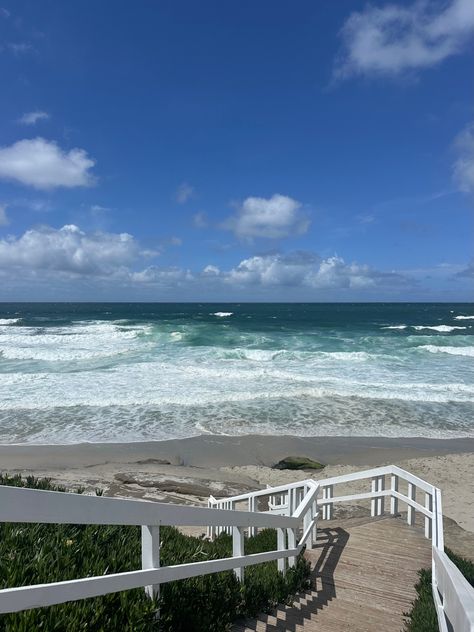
[
  {"left": 0, "top": 465, "right": 473, "bottom": 631},
  {"left": 0, "top": 479, "right": 319, "bottom": 613},
  {"left": 209, "top": 465, "right": 474, "bottom": 632}
]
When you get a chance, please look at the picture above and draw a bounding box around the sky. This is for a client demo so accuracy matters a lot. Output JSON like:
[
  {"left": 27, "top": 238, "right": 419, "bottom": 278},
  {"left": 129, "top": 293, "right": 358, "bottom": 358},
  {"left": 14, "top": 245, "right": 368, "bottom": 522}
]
[{"left": 0, "top": 0, "right": 473, "bottom": 302}]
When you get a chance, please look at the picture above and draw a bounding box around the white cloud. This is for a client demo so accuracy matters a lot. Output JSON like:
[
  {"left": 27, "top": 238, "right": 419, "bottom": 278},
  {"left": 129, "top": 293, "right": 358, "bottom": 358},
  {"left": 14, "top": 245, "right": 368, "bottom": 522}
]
[
  {"left": 18, "top": 111, "right": 50, "bottom": 125},
  {"left": 202, "top": 264, "right": 220, "bottom": 276},
  {"left": 0, "top": 204, "right": 9, "bottom": 226},
  {"left": 175, "top": 182, "right": 194, "bottom": 204},
  {"left": 6, "top": 42, "right": 34, "bottom": 55},
  {"left": 335, "top": 0, "right": 474, "bottom": 79},
  {"left": 1, "top": 223, "right": 464, "bottom": 299},
  {"left": 193, "top": 211, "right": 208, "bottom": 228},
  {"left": 223, "top": 194, "right": 309, "bottom": 239},
  {"left": 0, "top": 138, "right": 96, "bottom": 190},
  {"left": 224, "top": 253, "right": 391, "bottom": 289},
  {"left": 131, "top": 266, "right": 192, "bottom": 284},
  {"left": 453, "top": 122, "right": 474, "bottom": 194},
  {"left": 0, "top": 224, "right": 142, "bottom": 276}
]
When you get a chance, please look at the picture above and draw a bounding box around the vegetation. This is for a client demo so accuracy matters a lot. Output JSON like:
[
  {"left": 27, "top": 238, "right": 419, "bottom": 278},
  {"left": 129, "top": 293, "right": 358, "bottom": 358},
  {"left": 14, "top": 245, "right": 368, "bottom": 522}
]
[
  {"left": 273, "top": 456, "right": 325, "bottom": 470},
  {"left": 0, "top": 473, "right": 310, "bottom": 631},
  {"left": 405, "top": 548, "right": 474, "bottom": 631}
]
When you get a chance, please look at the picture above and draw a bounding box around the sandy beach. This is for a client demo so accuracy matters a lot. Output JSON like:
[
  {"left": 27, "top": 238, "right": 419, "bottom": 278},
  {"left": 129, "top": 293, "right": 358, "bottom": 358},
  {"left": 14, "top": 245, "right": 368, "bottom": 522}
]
[{"left": 2, "top": 434, "right": 473, "bottom": 559}]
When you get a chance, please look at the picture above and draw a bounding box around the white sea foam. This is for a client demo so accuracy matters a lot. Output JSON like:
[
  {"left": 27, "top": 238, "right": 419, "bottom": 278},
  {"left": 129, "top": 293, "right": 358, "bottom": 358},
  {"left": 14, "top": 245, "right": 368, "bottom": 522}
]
[
  {"left": 1, "top": 311, "right": 473, "bottom": 444},
  {"left": 212, "top": 312, "right": 233, "bottom": 317},
  {"left": 418, "top": 345, "right": 474, "bottom": 357},
  {"left": 0, "top": 318, "right": 21, "bottom": 325},
  {"left": 0, "top": 321, "right": 151, "bottom": 361},
  {"left": 454, "top": 316, "right": 474, "bottom": 320},
  {"left": 382, "top": 325, "right": 407, "bottom": 330},
  {"left": 412, "top": 325, "right": 466, "bottom": 332}
]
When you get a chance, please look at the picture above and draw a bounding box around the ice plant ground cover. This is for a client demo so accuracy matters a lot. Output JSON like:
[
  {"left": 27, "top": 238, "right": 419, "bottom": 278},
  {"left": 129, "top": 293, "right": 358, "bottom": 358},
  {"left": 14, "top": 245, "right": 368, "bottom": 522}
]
[
  {"left": 405, "top": 550, "right": 474, "bottom": 631},
  {"left": 0, "top": 474, "right": 310, "bottom": 632}
]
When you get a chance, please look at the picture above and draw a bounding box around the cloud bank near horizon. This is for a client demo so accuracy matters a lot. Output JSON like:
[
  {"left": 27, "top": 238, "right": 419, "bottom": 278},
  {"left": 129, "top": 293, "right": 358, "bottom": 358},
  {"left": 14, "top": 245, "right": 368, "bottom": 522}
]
[{"left": 0, "top": 223, "right": 469, "bottom": 301}]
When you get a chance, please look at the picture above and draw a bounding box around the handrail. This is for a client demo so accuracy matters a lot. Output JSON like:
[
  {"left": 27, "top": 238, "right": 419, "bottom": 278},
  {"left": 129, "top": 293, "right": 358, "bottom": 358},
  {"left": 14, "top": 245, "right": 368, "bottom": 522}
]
[
  {"left": 0, "top": 547, "right": 303, "bottom": 614},
  {"left": 0, "top": 484, "right": 299, "bottom": 529},
  {"left": 433, "top": 547, "right": 474, "bottom": 632},
  {"left": 0, "top": 480, "right": 319, "bottom": 615},
  {"left": 209, "top": 478, "right": 314, "bottom": 505},
  {"left": 212, "top": 464, "right": 473, "bottom": 632},
  {"left": 1, "top": 465, "right": 473, "bottom": 631}
]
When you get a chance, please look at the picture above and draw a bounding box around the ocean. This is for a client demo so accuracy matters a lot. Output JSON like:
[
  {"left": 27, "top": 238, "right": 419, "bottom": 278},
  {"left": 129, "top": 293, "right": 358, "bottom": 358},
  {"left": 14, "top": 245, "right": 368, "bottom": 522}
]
[{"left": 0, "top": 303, "right": 473, "bottom": 444}]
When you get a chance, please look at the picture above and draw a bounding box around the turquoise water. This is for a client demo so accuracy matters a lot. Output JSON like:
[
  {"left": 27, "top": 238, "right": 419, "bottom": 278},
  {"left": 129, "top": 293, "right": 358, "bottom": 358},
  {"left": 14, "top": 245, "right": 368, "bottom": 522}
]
[{"left": 0, "top": 303, "right": 473, "bottom": 444}]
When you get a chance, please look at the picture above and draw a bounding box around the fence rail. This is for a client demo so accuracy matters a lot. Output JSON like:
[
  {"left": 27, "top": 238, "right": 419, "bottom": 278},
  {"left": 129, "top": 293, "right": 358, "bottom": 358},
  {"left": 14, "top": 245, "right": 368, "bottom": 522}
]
[{"left": 1, "top": 465, "right": 473, "bottom": 631}]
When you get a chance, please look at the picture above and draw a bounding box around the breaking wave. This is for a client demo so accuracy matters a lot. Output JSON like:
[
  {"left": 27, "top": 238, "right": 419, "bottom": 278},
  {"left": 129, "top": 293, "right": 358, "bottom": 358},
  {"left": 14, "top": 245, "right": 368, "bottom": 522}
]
[
  {"left": 1, "top": 303, "right": 473, "bottom": 443},
  {"left": 412, "top": 325, "right": 466, "bottom": 332},
  {"left": 418, "top": 345, "right": 474, "bottom": 357}
]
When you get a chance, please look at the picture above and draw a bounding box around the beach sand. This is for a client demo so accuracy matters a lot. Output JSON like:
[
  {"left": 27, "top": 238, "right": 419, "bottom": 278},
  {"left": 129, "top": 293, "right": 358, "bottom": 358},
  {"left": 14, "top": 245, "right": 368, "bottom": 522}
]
[{"left": 1, "top": 435, "right": 473, "bottom": 558}]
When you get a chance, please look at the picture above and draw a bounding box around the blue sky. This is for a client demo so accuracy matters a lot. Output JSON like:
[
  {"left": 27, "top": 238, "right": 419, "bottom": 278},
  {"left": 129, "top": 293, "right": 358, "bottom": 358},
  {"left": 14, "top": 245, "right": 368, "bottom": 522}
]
[{"left": 0, "top": 0, "right": 472, "bottom": 301}]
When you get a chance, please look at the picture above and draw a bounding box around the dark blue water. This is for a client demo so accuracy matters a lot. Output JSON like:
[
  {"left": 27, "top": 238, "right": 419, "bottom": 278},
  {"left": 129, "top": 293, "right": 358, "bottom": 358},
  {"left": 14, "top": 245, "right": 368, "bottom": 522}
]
[{"left": 0, "top": 303, "right": 473, "bottom": 443}]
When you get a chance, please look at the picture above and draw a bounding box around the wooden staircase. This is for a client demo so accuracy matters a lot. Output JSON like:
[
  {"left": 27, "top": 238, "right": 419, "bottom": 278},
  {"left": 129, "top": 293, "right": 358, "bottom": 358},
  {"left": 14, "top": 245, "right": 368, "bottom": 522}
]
[{"left": 233, "top": 515, "right": 432, "bottom": 632}]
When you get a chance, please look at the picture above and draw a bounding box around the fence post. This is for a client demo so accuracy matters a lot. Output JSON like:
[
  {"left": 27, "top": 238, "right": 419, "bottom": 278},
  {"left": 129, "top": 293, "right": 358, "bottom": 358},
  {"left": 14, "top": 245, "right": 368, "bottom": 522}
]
[
  {"left": 289, "top": 488, "right": 295, "bottom": 516},
  {"left": 390, "top": 474, "right": 399, "bottom": 515},
  {"left": 303, "top": 506, "right": 313, "bottom": 549},
  {"left": 322, "top": 485, "right": 333, "bottom": 520},
  {"left": 277, "top": 527, "right": 286, "bottom": 575},
  {"left": 378, "top": 475, "right": 385, "bottom": 516},
  {"left": 312, "top": 499, "right": 318, "bottom": 541},
  {"left": 232, "top": 526, "right": 245, "bottom": 582},
  {"left": 141, "top": 525, "right": 160, "bottom": 600},
  {"left": 425, "top": 492, "right": 433, "bottom": 539},
  {"left": 248, "top": 496, "right": 256, "bottom": 537},
  {"left": 287, "top": 528, "right": 296, "bottom": 568},
  {"left": 407, "top": 483, "right": 416, "bottom": 526},
  {"left": 371, "top": 477, "right": 377, "bottom": 517}
]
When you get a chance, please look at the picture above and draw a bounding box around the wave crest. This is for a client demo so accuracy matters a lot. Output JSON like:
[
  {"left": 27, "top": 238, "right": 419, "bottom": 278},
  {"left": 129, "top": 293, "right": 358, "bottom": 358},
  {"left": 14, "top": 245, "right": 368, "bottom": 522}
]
[{"left": 418, "top": 345, "right": 474, "bottom": 357}]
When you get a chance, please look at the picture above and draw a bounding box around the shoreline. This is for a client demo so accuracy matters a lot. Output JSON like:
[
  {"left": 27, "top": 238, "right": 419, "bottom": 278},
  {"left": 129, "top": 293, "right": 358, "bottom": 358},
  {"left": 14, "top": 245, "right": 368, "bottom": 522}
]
[
  {"left": 1, "top": 434, "right": 474, "bottom": 470},
  {"left": 2, "top": 434, "right": 473, "bottom": 556}
]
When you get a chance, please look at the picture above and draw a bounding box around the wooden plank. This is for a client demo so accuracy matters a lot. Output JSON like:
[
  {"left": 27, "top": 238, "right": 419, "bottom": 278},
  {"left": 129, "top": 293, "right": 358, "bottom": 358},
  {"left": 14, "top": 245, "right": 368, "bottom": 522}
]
[{"left": 234, "top": 516, "right": 433, "bottom": 632}]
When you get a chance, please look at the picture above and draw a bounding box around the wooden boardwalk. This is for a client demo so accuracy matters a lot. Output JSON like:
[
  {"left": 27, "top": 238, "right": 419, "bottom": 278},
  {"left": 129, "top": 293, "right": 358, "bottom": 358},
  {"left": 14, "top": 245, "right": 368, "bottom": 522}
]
[{"left": 233, "top": 515, "right": 432, "bottom": 632}]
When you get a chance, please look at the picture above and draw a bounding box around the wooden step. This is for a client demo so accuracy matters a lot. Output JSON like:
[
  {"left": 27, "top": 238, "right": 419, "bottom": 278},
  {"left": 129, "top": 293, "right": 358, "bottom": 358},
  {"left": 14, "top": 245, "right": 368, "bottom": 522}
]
[{"left": 233, "top": 515, "right": 431, "bottom": 632}]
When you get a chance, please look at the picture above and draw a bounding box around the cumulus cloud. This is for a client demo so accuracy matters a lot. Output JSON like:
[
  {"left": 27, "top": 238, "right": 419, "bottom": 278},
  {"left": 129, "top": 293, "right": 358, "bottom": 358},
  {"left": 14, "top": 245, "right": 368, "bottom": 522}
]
[
  {"left": 223, "top": 252, "right": 404, "bottom": 290},
  {"left": 223, "top": 194, "right": 309, "bottom": 240},
  {"left": 11, "top": 218, "right": 474, "bottom": 300},
  {"left": 18, "top": 111, "right": 50, "bottom": 125},
  {"left": 0, "top": 224, "right": 143, "bottom": 276},
  {"left": 0, "top": 138, "right": 96, "bottom": 189},
  {"left": 0, "top": 204, "right": 9, "bottom": 226},
  {"left": 334, "top": 0, "right": 474, "bottom": 80},
  {"left": 202, "top": 264, "right": 220, "bottom": 276},
  {"left": 175, "top": 182, "right": 194, "bottom": 204},
  {"left": 453, "top": 122, "right": 474, "bottom": 194}
]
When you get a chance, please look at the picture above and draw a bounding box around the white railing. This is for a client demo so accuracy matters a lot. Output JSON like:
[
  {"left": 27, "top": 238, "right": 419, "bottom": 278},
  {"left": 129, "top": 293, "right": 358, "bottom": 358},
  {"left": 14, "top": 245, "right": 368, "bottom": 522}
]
[
  {"left": 1, "top": 466, "right": 473, "bottom": 630},
  {"left": 0, "top": 479, "right": 319, "bottom": 613},
  {"left": 209, "top": 465, "right": 474, "bottom": 632}
]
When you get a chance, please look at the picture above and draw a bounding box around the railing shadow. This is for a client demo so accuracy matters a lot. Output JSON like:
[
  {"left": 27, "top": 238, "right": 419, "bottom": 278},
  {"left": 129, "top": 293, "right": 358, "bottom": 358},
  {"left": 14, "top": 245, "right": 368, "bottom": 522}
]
[
  {"left": 309, "top": 526, "right": 350, "bottom": 609},
  {"left": 233, "top": 526, "right": 350, "bottom": 631}
]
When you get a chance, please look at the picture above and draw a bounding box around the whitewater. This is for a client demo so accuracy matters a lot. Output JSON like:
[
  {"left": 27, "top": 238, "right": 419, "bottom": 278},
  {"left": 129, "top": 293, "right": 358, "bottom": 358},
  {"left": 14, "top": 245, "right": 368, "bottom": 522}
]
[{"left": 0, "top": 303, "right": 472, "bottom": 444}]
